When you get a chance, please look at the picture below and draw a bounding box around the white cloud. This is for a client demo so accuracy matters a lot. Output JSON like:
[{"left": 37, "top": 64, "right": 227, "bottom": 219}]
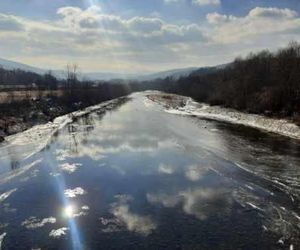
[
  {"left": 192, "top": 0, "right": 220, "bottom": 6},
  {"left": 0, "top": 4, "right": 207, "bottom": 71},
  {"left": 0, "top": 4, "right": 299, "bottom": 72},
  {"left": 0, "top": 14, "right": 24, "bottom": 31},
  {"left": 248, "top": 7, "right": 297, "bottom": 19},
  {"left": 164, "top": 0, "right": 183, "bottom": 4},
  {"left": 206, "top": 7, "right": 300, "bottom": 44}
]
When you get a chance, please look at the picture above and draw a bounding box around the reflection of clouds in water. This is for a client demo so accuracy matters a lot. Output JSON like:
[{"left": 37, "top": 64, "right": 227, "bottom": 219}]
[
  {"left": 64, "top": 187, "right": 86, "bottom": 198},
  {"left": 56, "top": 129, "right": 179, "bottom": 161},
  {"left": 60, "top": 163, "right": 82, "bottom": 174},
  {"left": 0, "top": 188, "right": 17, "bottom": 203},
  {"left": 0, "top": 233, "right": 6, "bottom": 249},
  {"left": 100, "top": 195, "right": 156, "bottom": 236},
  {"left": 22, "top": 217, "right": 56, "bottom": 229},
  {"left": 111, "top": 204, "right": 156, "bottom": 236},
  {"left": 147, "top": 188, "right": 232, "bottom": 220},
  {"left": 185, "top": 165, "right": 209, "bottom": 182},
  {"left": 147, "top": 193, "right": 181, "bottom": 208},
  {"left": 180, "top": 188, "right": 232, "bottom": 220},
  {"left": 158, "top": 164, "right": 174, "bottom": 175},
  {"left": 49, "top": 227, "right": 69, "bottom": 238}
]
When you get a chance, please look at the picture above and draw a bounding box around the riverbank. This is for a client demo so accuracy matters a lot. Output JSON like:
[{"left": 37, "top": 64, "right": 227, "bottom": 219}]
[
  {"left": 147, "top": 92, "right": 300, "bottom": 140},
  {"left": 0, "top": 88, "right": 131, "bottom": 141}
]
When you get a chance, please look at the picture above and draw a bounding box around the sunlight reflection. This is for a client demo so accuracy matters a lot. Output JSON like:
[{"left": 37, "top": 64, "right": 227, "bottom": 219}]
[{"left": 64, "top": 205, "right": 76, "bottom": 218}]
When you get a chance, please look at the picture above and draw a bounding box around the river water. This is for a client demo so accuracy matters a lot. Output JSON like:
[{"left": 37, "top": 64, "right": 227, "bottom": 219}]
[{"left": 0, "top": 92, "right": 299, "bottom": 250}]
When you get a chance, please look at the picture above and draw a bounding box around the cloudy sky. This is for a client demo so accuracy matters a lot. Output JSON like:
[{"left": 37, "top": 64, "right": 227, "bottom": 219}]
[{"left": 0, "top": 0, "right": 300, "bottom": 73}]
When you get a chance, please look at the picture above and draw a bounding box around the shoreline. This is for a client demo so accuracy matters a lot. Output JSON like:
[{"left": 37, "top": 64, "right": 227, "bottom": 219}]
[{"left": 147, "top": 92, "right": 300, "bottom": 140}]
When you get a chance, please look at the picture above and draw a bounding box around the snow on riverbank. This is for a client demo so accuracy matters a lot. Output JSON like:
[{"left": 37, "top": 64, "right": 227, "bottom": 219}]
[
  {"left": 165, "top": 98, "right": 300, "bottom": 140},
  {"left": 0, "top": 97, "right": 128, "bottom": 162},
  {"left": 146, "top": 92, "right": 300, "bottom": 140}
]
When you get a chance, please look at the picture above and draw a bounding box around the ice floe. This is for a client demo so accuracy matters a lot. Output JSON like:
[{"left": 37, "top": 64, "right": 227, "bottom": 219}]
[
  {"left": 49, "top": 227, "right": 69, "bottom": 238},
  {"left": 22, "top": 217, "right": 56, "bottom": 229},
  {"left": 0, "top": 188, "right": 17, "bottom": 203},
  {"left": 59, "top": 163, "right": 82, "bottom": 174},
  {"left": 64, "top": 187, "right": 86, "bottom": 198},
  {"left": 0, "top": 233, "right": 6, "bottom": 249}
]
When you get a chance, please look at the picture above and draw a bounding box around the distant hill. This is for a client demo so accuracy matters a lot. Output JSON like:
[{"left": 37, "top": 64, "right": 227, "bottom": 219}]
[
  {"left": 0, "top": 58, "right": 46, "bottom": 75},
  {"left": 0, "top": 57, "right": 226, "bottom": 82}
]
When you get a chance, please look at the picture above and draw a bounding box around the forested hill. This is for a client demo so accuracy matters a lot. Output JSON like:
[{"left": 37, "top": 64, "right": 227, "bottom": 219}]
[{"left": 150, "top": 42, "right": 300, "bottom": 118}]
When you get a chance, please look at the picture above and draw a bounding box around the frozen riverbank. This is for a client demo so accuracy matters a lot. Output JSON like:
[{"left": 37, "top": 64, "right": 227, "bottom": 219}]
[
  {"left": 0, "top": 97, "right": 129, "bottom": 163},
  {"left": 148, "top": 93, "right": 300, "bottom": 140}
]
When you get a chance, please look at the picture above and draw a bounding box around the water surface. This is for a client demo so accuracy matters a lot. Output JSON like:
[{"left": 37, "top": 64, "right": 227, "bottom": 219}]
[{"left": 0, "top": 92, "right": 299, "bottom": 250}]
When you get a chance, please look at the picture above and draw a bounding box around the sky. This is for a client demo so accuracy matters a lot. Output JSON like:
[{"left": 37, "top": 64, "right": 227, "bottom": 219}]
[{"left": 0, "top": 0, "right": 300, "bottom": 73}]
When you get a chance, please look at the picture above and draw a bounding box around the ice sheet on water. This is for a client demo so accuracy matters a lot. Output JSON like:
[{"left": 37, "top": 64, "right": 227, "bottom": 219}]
[
  {"left": 0, "top": 188, "right": 17, "bottom": 203},
  {"left": 0, "top": 233, "right": 6, "bottom": 250}
]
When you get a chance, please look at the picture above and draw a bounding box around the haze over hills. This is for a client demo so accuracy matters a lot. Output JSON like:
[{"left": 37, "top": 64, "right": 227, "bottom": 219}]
[{"left": 0, "top": 57, "right": 216, "bottom": 82}]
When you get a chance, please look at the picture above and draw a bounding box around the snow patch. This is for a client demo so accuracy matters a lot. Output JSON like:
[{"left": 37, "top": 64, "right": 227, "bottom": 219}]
[
  {"left": 49, "top": 227, "right": 69, "bottom": 238},
  {"left": 64, "top": 187, "right": 86, "bottom": 198},
  {"left": 165, "top": 98, "right": 300, "bottom": 140},
  {"left": 22, "top": 217, "right": 56, "bottom": 229},
  {"left": 0, "top": 188, "right": 17, "bottom": 203},
  {"left": 0, "top": 233, "right": 6, "bottom": 249}
]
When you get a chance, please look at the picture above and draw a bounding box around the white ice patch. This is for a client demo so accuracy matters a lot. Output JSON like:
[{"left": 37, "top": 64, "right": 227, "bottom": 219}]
[
  {"left": 22, "top": 217, "right": 56, "bottom": 229},
  {"left": 165, "top": 97, "right": 300, "bottom": 140},
  {"left": 0, "top": 188, "right": 17, "bottom": 203},
  {"left": 0, "top": 233, "right": 6, "bottom": 249},
  {"left": 64, "top": 187, "right": 86, "bottom": 198},
  {"left": 60, "top": 163, "right": 82, "bottom": 174},
  {"left": 49, "top": 227, "right": 69, "bottom": 238}
]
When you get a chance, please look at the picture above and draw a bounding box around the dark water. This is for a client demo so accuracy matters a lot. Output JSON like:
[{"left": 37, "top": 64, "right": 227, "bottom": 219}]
[{"left": 0, "top": 92, "right": 300, "bottom": 250}]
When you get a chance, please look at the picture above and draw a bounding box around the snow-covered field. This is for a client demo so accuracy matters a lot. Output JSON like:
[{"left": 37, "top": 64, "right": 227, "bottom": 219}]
[{"left": 164, "top": 97, "right": 300, "bottom": 140}]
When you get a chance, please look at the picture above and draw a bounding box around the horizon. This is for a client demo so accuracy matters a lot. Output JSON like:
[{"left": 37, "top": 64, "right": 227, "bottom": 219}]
[{"left": 0, "top": 0, "right": 300, "bottom": 73}]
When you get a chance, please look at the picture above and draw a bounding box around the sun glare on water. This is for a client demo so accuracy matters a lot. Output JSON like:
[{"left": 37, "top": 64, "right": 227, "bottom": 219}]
[{"left": 64, "top": 205, "right": 75, "bottom": 218}]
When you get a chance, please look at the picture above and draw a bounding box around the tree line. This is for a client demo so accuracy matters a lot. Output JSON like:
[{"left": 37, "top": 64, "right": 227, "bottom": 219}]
[
  {"left": 137, "top": 41, "right": 300, "bottom": 118},
  {"left": 1, "top": 41, "right": 300, "bottom": 119}
]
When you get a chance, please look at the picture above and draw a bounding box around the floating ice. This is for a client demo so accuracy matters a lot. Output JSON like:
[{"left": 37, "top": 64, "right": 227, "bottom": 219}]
[
  {"left": 22, "top": 217, "right": 56, "bottom": 229},
  {"left": 60, "top": 163, "right": 82, "bottom": 174},
  {"left": 49, "top": 227, "right": 69, "bottom": 238},
  {"left": 0, "top": 188, "right": 17, "bottom": 203},
  {"left": 64, "top": 187, "right": 86, "bottom": 198},
  {"left": 0, "top": 233, "right": 6, "bottom": 249}
]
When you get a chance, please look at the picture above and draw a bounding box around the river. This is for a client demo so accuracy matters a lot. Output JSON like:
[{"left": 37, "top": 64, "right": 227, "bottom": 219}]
[{"left": 0, "top": 92, "right": 299, "bottom": 250}]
